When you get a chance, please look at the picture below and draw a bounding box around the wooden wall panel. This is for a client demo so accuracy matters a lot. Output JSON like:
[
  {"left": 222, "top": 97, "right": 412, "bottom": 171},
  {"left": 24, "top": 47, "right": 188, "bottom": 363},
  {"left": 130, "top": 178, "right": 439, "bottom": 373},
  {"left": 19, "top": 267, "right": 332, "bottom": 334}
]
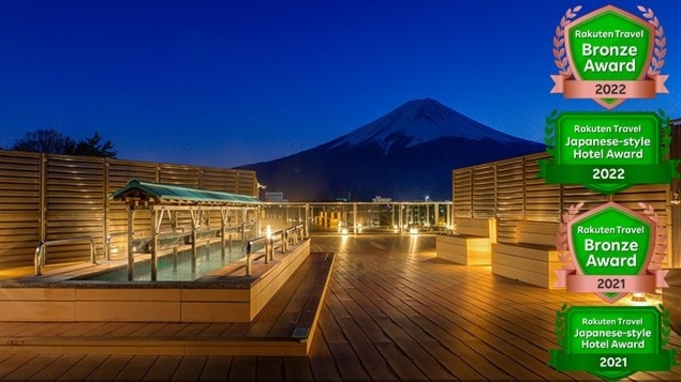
[
  {"left": 453, "top": 168, "right": 472, "bottom": 218},
  {"left": 0, "top": 151, "right": 258, "bottom": 269},
  {"left": 45, "top": 155, "right": 106, "bottom": 263},
  {"left": 495, "top": 157, "right": 524, "bottom": 243},
  {"left": 524, "top": 152, "right": 560, "bottom": 223},
  {"left": 0, "top": 152, "right": 41, "bottom": 267},
  {"left": 471, "top": 164, "right": 495, "bottom": 219}
]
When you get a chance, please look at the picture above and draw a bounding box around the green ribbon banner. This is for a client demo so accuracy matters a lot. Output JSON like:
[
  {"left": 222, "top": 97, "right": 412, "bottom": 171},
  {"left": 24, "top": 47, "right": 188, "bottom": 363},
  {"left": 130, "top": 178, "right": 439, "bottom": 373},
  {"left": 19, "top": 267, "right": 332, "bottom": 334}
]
[
  {"left": 537, "top": 159, "right": 681, "bottom": 184},
  {"left": 549, "top": 349, "right": 678, "bottom": 372}
]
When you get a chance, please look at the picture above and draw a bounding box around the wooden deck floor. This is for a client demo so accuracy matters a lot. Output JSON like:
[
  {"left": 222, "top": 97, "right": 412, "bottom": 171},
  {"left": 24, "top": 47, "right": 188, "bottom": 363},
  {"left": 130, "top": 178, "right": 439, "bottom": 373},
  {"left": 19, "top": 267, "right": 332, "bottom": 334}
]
[{"left": 0, "top": 233, "right": 679, "bottom": 380}]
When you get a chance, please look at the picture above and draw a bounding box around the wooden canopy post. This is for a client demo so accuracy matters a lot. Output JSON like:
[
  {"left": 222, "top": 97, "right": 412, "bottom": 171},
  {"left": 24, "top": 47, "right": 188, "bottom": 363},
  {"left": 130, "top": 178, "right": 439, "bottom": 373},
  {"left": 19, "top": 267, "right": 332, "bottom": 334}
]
[
  {"left": 150, "top": 208, "right": 159, "bottom": 281},
  {"left": 220, "top": 208, "right": 227, "bottom": 261},
  {"left": 127, "top": 206, "right": 135, "bottom": 281},
  {"left": 172, "top": 210, "right": 178, "bottom": 272},
  {"left": 241, "top": 208, "right": 247, "bottom": 244},
  {"left": 190, "top": 208, "right": 198, "bottom": 274}
]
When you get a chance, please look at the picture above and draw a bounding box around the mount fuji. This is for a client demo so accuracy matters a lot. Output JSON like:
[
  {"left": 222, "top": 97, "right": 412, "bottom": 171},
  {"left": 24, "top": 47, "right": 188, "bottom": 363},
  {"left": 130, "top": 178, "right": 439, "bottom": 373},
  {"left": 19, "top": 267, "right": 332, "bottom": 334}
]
[{"left": 238, "top": 98, "right": 544, "bottom": 201}]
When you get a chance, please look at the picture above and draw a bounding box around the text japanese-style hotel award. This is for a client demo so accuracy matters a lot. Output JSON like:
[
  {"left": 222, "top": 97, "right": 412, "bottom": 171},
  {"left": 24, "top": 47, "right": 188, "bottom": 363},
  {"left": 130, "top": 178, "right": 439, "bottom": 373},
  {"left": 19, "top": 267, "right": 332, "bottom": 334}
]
[{"left": 542, "top": 4, "right": 678, "bottom": 380}]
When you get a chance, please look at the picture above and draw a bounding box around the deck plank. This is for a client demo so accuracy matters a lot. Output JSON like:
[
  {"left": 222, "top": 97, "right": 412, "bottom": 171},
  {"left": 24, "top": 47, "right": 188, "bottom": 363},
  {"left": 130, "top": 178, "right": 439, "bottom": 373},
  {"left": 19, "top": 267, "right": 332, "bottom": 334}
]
[
  {"left": 142, "top": 355, "right": 182, "bottom": 381},
  {"left": 171, "top": 355, "right": 207, "bottom": 381},
  {"left": 227, "top": 356, "right": 257, "bottom": 381},
  {"left": 84, "top": 355, "right": 132, "bottom": 381},
  {"left": 334, "top": 316, "right": 397, "bottom": 381},
  {"left": 28, "top": 354, "right": 85, "bottom": 381},
  {"left": 198, "top": 355, "right": 231, "bottom": 381},
  {"left": 307, "top": 325, "right": 341, "bottom": 381},
  {"left": 283, "top": 356, "right": 313, "bottom": 381},
  {"left": 256, "top": 357, "right": 283, "bottom": 381},
  {"left": 56, "top": 354, "right": 109, "bottom": 381},
  {"left": 0, "top": 354, "right": 38, "bottom": 380},
  {"left": 1, "top": 354, "right": 59, "bottom": 381},
  {"left": 196, "top": 323, "right": 233, "bottom": 338},
  {"left": 113, "top": 355, "right": 157, "bottom": 381}
]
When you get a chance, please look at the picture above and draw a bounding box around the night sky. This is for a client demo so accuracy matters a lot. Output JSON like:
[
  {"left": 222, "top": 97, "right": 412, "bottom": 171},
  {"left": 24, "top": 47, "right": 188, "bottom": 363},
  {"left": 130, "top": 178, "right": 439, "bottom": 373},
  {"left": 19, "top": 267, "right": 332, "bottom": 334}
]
[{"left": 1, "top": 0, "right": 679, "bottom": 168}]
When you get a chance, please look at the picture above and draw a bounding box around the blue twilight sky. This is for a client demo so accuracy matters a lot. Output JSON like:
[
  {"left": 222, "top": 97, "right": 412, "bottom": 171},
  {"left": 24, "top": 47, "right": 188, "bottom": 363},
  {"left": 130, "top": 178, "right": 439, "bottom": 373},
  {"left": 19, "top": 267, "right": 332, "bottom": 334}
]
[{"left": 1, "top": 0, "right": 680, "bottom": 168}]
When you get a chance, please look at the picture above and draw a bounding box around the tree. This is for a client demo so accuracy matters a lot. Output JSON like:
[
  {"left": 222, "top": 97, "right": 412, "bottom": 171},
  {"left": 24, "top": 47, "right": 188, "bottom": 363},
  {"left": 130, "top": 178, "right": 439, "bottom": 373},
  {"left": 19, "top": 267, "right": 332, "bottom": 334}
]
[
  {"left": 11, "top": 129, "right": 117, "bottom": 158},
  {"left": 11, "top": 129, "right": 75, "bottom": 155},
  {"left": 73, "top": 132, "right": 117, "bottom": 158}
]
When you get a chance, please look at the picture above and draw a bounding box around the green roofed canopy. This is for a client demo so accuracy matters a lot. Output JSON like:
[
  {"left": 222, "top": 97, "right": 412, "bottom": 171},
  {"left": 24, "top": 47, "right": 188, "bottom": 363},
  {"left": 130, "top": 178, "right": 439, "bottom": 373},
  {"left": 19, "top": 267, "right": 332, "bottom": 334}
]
[{"left": 110, "top": 179, "right": 261, "bottom": 205}]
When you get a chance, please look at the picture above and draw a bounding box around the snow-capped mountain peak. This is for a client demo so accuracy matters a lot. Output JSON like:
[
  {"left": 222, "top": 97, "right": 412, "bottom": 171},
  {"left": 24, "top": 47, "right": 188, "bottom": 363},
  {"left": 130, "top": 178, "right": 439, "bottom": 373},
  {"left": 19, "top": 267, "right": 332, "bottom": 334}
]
[{"left": 331, "top": 98, "right": 517, "bottom": 154}]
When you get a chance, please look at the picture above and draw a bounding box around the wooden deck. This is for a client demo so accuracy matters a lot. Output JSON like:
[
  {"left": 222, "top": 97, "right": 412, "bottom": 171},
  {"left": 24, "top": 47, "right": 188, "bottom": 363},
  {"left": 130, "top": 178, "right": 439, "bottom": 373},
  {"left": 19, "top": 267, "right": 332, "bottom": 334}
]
[
  {"left": 0, "top": 249, "right": 333, "bottom": 357},
  {"left": 0, "top": 233, "right": 679, "bottom": 380}
]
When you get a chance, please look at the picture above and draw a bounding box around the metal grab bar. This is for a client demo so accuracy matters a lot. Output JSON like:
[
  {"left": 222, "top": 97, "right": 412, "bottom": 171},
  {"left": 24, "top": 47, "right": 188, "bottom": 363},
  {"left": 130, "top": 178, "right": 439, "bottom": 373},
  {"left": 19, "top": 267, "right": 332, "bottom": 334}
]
[
  {"left": 35, "top": 236, "right": 97, "bottom": 275},
  {"left": 246, "top": 236, "right": 268, "bottom": 276},
  {"left": 105, "top": 231, "right": 128, "bottom": 260}
]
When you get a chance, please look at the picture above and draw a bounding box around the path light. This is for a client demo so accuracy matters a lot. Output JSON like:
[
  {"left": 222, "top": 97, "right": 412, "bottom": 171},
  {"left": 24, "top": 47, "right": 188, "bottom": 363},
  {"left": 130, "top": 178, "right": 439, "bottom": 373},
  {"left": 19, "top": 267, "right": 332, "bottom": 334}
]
[
  {"left": 341, "top": 228, "right": 348, "bottom": 235},
  {"left": 409, "top": 227, "right": 418, "bottom": 235}
]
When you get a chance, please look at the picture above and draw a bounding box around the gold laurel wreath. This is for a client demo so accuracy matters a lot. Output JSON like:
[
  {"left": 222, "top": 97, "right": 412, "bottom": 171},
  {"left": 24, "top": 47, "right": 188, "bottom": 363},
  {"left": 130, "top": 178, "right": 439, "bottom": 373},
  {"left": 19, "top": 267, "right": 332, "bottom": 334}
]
[
  {"left": 637, "top": 6, "right": 666, "bottom": 75},
  {"left": 553, "top": 6, "right": 582, "bottom": 76},
  {"left": 556, "top": 202, "right": 584, "bottom": 270},
  {"left": 637, "top": 202, "right": 668, "bottom": 270}
]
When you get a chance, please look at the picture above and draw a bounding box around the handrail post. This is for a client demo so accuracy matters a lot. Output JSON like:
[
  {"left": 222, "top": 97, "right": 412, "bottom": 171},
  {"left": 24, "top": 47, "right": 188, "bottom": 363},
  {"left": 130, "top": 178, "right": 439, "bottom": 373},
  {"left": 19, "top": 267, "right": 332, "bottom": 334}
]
[
  {"left": 89, "top": 237, "right": 96, "bottom": 265},
  {"left": 105, "top": 234, "right": 111, "bottom": 261},
  {"left": 246, "top": 241, "right": 252, "bottom": 276},
  {"left": 264, "top": 237, "right": 270, "bottom": 264},
  {"left": 34, "top": 242, "right": 45, "bottom": 276}
]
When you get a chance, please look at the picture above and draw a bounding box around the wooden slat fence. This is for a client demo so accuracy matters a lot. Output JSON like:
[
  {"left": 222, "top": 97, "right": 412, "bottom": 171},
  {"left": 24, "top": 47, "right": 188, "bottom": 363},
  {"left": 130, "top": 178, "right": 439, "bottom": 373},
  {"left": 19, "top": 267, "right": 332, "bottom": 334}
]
[{"left": 0, "top": 151, "right": 258, "bottom": 269}]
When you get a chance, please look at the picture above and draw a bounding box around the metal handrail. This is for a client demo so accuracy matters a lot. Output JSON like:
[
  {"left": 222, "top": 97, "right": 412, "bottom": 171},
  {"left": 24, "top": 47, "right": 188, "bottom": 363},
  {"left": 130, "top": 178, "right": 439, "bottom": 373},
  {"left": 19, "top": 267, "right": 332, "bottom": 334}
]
[
  {"left": 35, "top": 236, "right": 97, "bottom": 275},
  {"left": 105, "top": 231, "right": 128, "bottom": 260},
  {"left": 245, "top": 236, "right": 268, "bottom": 276}
]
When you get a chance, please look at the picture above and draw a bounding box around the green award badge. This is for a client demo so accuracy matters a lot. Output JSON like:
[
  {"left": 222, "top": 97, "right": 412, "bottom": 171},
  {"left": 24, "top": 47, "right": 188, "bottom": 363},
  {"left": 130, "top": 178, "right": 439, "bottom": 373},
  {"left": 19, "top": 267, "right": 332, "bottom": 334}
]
[
  {"left": 549, "top": 305, "right": 678, "bottom": 380},
  {"left": 555, "top": 202, "right": 669, "bottom": 304},
  {"left": 537, "top": 110, "right": 679, "bottom": 194},
  {"left": 550, "top": 5, "right": 668, "bottom": 109}
]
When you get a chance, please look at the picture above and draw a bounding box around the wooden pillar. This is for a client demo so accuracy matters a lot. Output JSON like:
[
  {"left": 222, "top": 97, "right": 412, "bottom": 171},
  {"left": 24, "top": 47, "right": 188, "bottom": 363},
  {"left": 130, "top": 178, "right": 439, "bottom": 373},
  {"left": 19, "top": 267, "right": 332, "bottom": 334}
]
[
  {"left": 150, "top": 209, "right": 158, "bottom": 281},
  {"left": 241, "top": 208, "right": 247, "bottom": 243},
  {"left": 304, "top": 204, "right": 310, "bottom": 238},
  {"left": 169, "top": 211, "right": 177, "bottom": 271},
  {"left": 190, "top": 209, "right": 198, "bottom": 274},
  {"left": 221, "top": 208, "right": 227, "bottom": 260},
  {"left": 127, "top": 206, "right": 135, "bottom": 281}
]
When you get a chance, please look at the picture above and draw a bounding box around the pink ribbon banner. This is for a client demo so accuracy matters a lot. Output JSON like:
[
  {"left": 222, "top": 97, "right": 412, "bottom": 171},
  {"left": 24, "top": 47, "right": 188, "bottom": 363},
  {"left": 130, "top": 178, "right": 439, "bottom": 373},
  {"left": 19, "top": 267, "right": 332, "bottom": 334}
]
[
  {"left": 550, "top": 75, "right": 668, "bottom": 98},
  {"left": 554, "top": 270, "right": 669, "bottom": 292}
]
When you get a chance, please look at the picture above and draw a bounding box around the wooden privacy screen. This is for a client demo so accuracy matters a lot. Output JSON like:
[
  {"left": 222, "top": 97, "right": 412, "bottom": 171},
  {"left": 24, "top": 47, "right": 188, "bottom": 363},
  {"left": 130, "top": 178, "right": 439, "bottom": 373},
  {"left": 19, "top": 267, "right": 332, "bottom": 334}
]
[
  {"left": 0, "top": 151, "right": 258, "bottom": 269},
  {"left": 452, "top": 151, "right": 672, "bottom": 259}
]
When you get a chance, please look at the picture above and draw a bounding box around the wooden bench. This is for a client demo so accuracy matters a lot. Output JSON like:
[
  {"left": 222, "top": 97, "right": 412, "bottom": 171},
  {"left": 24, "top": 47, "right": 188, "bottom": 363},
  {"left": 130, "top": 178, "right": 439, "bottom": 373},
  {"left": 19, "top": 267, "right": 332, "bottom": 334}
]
[
  {"left": 436, "top": 218, "right": 496, "bottom": 265},
  {"left": 492, "top": 221, "right": 561, "bottom": 288}
]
